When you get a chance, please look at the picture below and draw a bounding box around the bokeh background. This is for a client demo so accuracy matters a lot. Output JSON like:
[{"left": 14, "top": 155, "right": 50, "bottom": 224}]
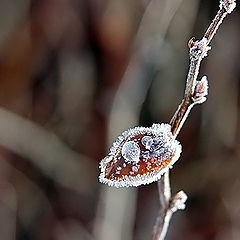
[{"left": 0, "top": 0, "right": 239, "bottom": 239}]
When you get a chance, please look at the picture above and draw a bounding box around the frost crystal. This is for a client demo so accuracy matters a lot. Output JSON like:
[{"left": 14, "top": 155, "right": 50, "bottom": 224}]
[
  {"left": 121, "top": 141, "right": 140, "bottom": 163},
  {"left": 142, "top": 135, "right": 166, "bottom": 151},
  {"left": 141, "top": 129, "right": 174, "bottom": 161},
  {"left": 141, "top": 136, "right": 153, "bottom": 150},
  {"left": 132, "top": 166, "right": 139, "bottom": 172}
]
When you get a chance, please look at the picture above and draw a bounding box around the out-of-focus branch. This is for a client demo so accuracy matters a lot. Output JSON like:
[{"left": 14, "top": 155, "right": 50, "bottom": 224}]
[
  {"left": 109, "top": 0, "right": 184, "bottom": 138},
  {"left": 0, "top": 108, "right": 95, "bottom": 195},
  {"left": 95, "top": 1, "right": 185, "bottom": 240},
  {"left": 153, "top": 1, "right": 236, "bottom": 240}
]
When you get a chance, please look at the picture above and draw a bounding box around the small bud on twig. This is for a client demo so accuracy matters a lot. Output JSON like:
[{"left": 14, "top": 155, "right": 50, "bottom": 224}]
[
  {"left": 170, "top": 191, "right": 188, "bottom": 213},
  {"left": 192, "top": 76, "right": 209, "bottom": 104},
  {"left": 220, "top": 0, "right": 236, "bottom": 14},
  {"left": 189, "top": 38, "right": 211, "bottom": 60}
]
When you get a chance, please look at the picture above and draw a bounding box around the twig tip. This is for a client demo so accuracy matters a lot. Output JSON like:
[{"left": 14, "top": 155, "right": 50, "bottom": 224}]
[
  {"left": 170, "top": 191, "right": 188, "bottom": 213},
  {"left": 220, "top": 0, "right": 236, "bottom": 14}
]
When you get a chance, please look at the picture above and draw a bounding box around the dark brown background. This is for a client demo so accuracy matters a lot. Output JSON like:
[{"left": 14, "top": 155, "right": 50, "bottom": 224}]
[{"left": 0, "top": 0, "right": 239, "bottom": 239}]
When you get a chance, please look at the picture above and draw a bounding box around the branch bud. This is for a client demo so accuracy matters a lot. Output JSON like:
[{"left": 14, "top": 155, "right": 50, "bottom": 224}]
[
  {"left": 192, "top": 76, "right": 209, "bottom": 104},
  {"left": 170, "top": 191, "right": 188, "bottom": 212},
  {"left": 220, "top": 0, "right": 236, "bottom": 14}
]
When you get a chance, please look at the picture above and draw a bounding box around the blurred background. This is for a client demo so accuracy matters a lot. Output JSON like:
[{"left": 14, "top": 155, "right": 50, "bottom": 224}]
[{"left": 0, "top": 0, "right": 239, "bottom": 239}]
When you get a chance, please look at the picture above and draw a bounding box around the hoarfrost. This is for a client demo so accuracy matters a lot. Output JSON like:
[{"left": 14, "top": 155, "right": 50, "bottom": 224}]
[
  {"left": 121, "top": 141, "right": 140, "bottom": 163},
  {"left": 132, "top": 166, "right": 139, "bottom": 172},
  {"left": 143, "top": 135, "right": 167, "bottom": 151},
  {"left": 141, "top": 136, "right": 154, "bottom": 150}
]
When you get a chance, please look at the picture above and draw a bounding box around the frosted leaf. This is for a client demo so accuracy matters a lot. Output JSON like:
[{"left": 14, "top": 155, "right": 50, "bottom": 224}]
[
  {"left": 121, "top": 141, "right": 140, "bottom": 163},
  {"left": 99, "top": 122, "right": 182, "bottom": 188}
]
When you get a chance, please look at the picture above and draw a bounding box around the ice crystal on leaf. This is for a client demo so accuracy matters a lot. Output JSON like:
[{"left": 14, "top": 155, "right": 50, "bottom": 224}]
[
  {"left": 141, "top": 136, "right": 154, "bottom": 150},
  {"left": 99, "top": 123, "right": 182, "bottom": 187},
  {"left": 121, "top": 141, "right": 140, "bottom": 163}
]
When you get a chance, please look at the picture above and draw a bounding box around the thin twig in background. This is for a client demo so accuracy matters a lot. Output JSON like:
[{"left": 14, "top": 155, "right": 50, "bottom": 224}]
[
  {"left": 153, "top": 1, "right": 236, "bottom": 240},
  {"left": 0, "top": 108, "right": 95, "bottom": 195}
]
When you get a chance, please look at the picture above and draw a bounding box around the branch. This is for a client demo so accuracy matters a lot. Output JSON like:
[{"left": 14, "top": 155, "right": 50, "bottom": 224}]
[
  {"left": 152, "top": 1, "right": 236, "bottom": 239},
  {"left": 153, "top": 172, "right": 187, "bottom": 240}
]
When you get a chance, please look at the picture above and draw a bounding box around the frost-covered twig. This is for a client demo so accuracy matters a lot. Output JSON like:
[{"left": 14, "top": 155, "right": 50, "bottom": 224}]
[
  {"left": 153, "top": 1, "right": 236, "bottom": 240},
  {"left": 153, "top": 172, "right": 187, "bottom": 240},
  {"left": 170, "top": 0, "right": 236, "bottom": 137}
]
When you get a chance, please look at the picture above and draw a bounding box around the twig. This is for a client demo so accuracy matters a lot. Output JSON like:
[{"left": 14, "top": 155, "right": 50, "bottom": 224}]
[
  {"left": 152, "top": 1, "right": 236, "bottom": 240},
  {"left": 153, "top": 173, "right": 187, "bottom": 240}
]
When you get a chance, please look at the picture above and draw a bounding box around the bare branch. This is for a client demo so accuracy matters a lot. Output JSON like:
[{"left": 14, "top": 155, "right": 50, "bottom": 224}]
[
  {"left": 171, "top": 0, "right": 236, "bottom": 137},
  {"left": 153, "top": 1, "right": 236, "bottom": 240},
  {"left": 0, "top": 108, "right": 95, "bottom": 195}
]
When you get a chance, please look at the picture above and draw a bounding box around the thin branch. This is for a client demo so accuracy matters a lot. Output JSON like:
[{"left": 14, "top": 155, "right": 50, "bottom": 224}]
[
  {"left": 153, "top": 1, "right": 236, "bottom": 240},
  {"left": 171, "top": 0, "right": 236, "bottom": 137},
  {"left": 153, "top": 172, "right": 172, "bottom": 240}
]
